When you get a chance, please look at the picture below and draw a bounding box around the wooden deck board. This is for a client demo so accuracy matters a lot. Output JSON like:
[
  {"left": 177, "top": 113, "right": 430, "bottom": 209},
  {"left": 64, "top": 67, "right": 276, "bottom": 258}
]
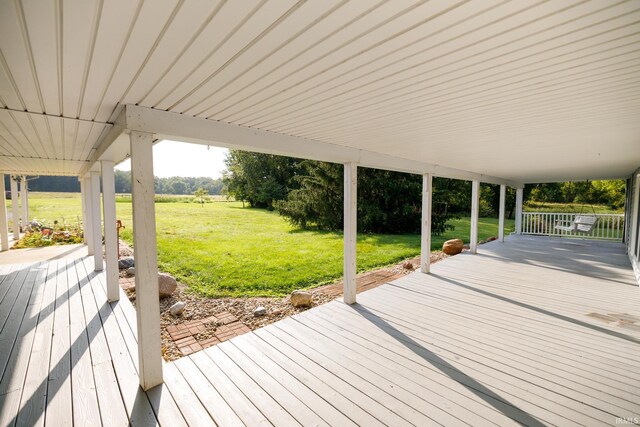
[{"left": 0, "top": 235, "right": 639, "bottom": 426}]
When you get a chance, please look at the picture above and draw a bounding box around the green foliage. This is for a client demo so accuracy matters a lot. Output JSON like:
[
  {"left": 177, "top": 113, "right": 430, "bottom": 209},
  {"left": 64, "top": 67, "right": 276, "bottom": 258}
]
[
  {"left": 12, "top": 232, "right": 56, "bottom": 249},
  {"left": 194, "top": 187, "right": 209, "bottom": 206},
  {"left": 12, "top": 216, "right": 84, "bottom": 249},
  {"left": 114, "top": 170, "right": 222, "bottom": 195},
  {"left": 276, "top": 163, "right": 457, "bottom": 234},
  {"left": 222, "top": 150, "right": 305, "bottom": 209},
  {"left": 523, "top": 201, "right": 622, "bottom": 213},
  {"left": 528, "top": 180, "right": 625, "bottom": 210}
]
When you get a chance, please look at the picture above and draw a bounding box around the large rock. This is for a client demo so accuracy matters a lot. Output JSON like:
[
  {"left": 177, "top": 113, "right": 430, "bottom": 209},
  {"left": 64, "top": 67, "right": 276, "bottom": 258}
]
[
  {"left": 290, "top": 290, "right": 312, "bottom": 308},
  {"left": 170, "top": 301, "right": 185, "bottom": 316},
  {"left": 442, "top": 239, "right": 464, "bottom": 255},
  {"left": 118, "top": 257, "right": 135, "bottom": 270},
  {"left": 158, "top": 273, "right": 177, "bottom": 298},
  {"left": 254, "top": 306, "right": 267, "bottom": 317}
]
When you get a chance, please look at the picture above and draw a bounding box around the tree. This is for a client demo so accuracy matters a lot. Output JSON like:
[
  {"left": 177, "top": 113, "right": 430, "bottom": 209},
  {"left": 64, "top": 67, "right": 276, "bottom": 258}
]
[
  {"left": 194, "top": 187, "right": 208, "bottom": 206},
  {"left": 276, "top": 162, "right": 456, "bottom": 234},
  {"left": 222, "top": 150, "right": 304, "bottom": 209}
]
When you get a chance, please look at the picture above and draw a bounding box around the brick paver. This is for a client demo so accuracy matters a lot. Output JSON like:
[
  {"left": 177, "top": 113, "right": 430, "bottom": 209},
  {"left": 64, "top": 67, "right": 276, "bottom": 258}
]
[
  {"left": 166, "top": 261, "right": 414, "bottom": 357},
  {"left": 168, "top": 310, "right": 249, "bottom": 356}
]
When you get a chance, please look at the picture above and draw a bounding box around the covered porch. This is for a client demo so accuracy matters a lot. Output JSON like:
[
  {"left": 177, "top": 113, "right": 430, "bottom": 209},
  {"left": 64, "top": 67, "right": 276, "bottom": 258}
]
[{"left": 1, "top": 235, "right": 638, "bottom": 426}]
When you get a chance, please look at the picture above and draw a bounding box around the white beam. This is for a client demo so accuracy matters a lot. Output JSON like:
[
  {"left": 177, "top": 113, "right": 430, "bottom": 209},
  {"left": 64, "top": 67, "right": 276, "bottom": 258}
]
[
  {"left": 420, "top": 173, "right": 433, "bottom": 273},
  {"left": 498, "top": 184, "right": 506, "bottom": 243},
  {"left": 0, "top": 175, "right": 9, "bottom": 251},
  {"left": 10, "top": 177, "right": 19, "bottom": 240},
  {"left": 515, "top": 187, "right": 524, "bottom": 235},
  {"left": 121, "top": 105, "right": 523, "bottom": 188},
  {"left": 130, "top": 130, "right": 163, "bottom": 390},
  {"left": 470, "top": 180, "right": 480, "bottom": 254},
  {"left": 20, "top": 176, "right": 28, "bottom": 226},
  {"left": 343, "top": 163, "right": 357, "bottom": 305},
  {"left": 90, "top": 172, "right": 103, "bottom": 271},
  {"left": 101, "top": 161, "right": 119, "bottom": 302},
  {"left": 80, "top": 106, "right": 126, "bottom": 176},
  {"left": 83, "top": 176, "right": 95, "bottom": 255}
]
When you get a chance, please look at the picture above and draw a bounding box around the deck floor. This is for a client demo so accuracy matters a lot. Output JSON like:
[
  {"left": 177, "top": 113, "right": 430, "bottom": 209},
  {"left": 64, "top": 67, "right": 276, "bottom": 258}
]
[{"left": 1, "top": 236, "right": 639, "bottom": 426}]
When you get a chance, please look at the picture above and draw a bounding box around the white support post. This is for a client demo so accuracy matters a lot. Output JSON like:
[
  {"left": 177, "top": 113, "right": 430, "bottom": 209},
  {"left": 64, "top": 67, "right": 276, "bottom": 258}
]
[
  {"left": 130, "top": 130, "right": 163, "bottom": 390},
  {"left": 498, "top": 184, "right": 506, "bottom": 242},
  {"left": 83, "top": 176, "right": 95, "bottom": 255},
  {"left": 20, "top": 176, "right": 28, "bottom": 227},
  {"left": 515, "top": 187, "right": 524, "bottom": 235},
  {"left": 90, "top": 171, "right": 103, "bottom": 271},
  {"left": 101, "top": 161, "right": 119, "bottom": 302},
  {"left": 10, "top": 177, "right": 19, "bottom": 240},
  {"left": 0, "top": 175, "right": 9, "bottom": 251},
  {"left": 470, "top": 180, "right": 480, "bottom": 254},
  {"left": 79, "top": 178, "right": 88, "bottom": 245},
  {"left": 343, "top": 163, "right": 357, "bottom": 305},
  {"left": 421, "top": 173, "right": 433, "bottom": 273}
]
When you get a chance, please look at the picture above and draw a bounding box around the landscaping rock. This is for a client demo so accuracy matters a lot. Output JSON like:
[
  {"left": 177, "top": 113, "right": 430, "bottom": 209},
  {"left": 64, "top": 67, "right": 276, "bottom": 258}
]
[
  {"left": 126, "top": 267, "right": 135, "bottom": 276},
  {"left": 253, "top": 306, "right": 267, "bottom": 317},
  {"left": 158, "top": 273, "right": 178, "bottom": 298},
  {"left": 290, "top": 290, "right": 312, "bottom": 308},
  {"left": 442, "top": 239, "right": 464, "bottom": 255},
  {"left": 170, "top": 301, "right": 185, "bottom": 316},
  {"left": 402, "top": 261, "right": 414, "bottom": 270},
  {"left": 118, "top": 257, "right": 135, "bottom": 270}
]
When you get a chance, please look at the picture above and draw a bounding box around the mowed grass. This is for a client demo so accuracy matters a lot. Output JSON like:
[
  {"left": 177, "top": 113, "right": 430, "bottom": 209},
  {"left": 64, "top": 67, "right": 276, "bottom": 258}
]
[{"left": 19, "top": 192, "right": 514, "bottom": 297}]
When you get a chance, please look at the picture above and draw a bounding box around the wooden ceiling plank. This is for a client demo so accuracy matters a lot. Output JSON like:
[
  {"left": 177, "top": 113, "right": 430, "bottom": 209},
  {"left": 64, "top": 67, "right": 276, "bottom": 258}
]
[
  {"left": 288, "top": 54, "right": 640, "bottom": 139},
  {"left": 261, "top": 25, "right": 640, "bottom": 132},
  {"left": 155, "top": 0, "right": 300, "bottom": 111},
  {"left": 232, "top": 1, "right": 639, "bottom": 128},
  {"left": 0, "top": 1, "right": 41, "bottom": 112},
  {"left": 92, "top": 0, "right": 181, "bottom": 123}
]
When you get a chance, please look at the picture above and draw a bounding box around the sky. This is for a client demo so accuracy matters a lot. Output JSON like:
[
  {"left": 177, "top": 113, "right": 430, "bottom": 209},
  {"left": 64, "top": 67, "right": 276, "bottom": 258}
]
[{"left": 116, "top": 140, "right": 228, "bottom": 179}]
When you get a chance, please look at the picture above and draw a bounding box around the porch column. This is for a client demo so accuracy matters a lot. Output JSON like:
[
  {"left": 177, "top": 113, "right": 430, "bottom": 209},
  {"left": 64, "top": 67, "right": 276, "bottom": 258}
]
[
  {"left": 130, "top": 130, "right": 163, "bottom": 390},
  {"left": 420, "top": 173, "right": 433, "bottom": 273},
  {"left": 515, "top": 187, "right": 524, "bottom": 235},
  {"left": 83, "top": 176, "right": 95, "bottom": 255},
  {"left": 10, "top": 177, "right": 19, "bottom": 239},
  {"left": 0, "top": 175, "right": 9, "bottom": 251},
  {"left": 79, "top": 178, "right": 88, "bottom": 245},
  {"left": 343, "top": 162, "right": 357, "bottom": 304},
  {"left": 90, "top": 171, "right": 103, "bottom": 271},
  {"left": 101, "top": 161, "right": 119, "bottom": 302},
  {"left": 20, "top": 176, "right": 28, "bottom": 227},
  {"left": 498, "top": 184, "right": 506, "bottom": 242},
  {"left": 470, "top": 180, "right": 480, "bottom": 254}
]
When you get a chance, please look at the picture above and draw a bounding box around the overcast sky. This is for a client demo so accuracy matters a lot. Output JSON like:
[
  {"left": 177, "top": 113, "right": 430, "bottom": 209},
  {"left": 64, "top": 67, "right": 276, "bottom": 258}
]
[{"left": 116, "top": 140, "right": 228, "bottom": 179}]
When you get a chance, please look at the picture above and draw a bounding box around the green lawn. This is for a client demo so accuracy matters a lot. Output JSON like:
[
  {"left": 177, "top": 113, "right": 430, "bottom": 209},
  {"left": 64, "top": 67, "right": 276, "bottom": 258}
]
[{"left": 15, "top": 192, "right": 514, "bottom": 297}]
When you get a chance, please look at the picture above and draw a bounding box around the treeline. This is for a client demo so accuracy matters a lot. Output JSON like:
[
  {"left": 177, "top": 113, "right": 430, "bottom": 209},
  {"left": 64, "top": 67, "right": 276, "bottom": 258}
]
[
  {"left": 113, "top": 171, "right": 223, "bottom": 195},
  {"left": 4, "top": 172, "right": 223, "bottom": 195},
  {"left": 223, "top": 151, "right": 516, "bottom": 234},
  {"left": 527, "top": 181, "right": 625, "bottom": 210},
  {"left": 223, "top": 151, "right": 626, "bottom": 234}
]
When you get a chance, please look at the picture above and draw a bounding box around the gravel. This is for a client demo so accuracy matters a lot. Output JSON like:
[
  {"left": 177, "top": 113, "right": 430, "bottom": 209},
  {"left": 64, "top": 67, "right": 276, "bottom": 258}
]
[{"left": 120, "top": 236, "right": 452, "bottom": 362}]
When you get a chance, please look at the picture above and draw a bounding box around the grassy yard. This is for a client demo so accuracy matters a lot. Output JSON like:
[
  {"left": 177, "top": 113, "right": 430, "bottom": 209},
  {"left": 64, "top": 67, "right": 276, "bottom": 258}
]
[{"left": 14, "top": 192, "right": 514, "bottom": 297}]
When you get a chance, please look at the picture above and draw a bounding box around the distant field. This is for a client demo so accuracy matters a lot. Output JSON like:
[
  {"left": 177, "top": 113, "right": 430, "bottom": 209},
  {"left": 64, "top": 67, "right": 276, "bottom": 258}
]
[{"left": 14, "top": 192, "right": 514, "bottom": 298}]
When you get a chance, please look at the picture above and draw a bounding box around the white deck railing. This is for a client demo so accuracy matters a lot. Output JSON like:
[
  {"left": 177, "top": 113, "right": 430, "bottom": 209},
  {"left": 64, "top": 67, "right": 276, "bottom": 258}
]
[{"left": 521, "top": 212, "right": 625, "bottom": 241}]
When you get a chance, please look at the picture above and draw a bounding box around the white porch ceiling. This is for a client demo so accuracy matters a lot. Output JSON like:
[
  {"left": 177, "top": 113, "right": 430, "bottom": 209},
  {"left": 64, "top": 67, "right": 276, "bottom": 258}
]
[{"left": 1, "top": 0, "right": 639, "bottom": 182}]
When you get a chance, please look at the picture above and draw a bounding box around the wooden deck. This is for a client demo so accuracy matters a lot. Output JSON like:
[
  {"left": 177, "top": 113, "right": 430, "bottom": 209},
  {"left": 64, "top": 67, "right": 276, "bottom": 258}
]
[{"left": 1, "top": 235, "right": 639, "bottom": 426}]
